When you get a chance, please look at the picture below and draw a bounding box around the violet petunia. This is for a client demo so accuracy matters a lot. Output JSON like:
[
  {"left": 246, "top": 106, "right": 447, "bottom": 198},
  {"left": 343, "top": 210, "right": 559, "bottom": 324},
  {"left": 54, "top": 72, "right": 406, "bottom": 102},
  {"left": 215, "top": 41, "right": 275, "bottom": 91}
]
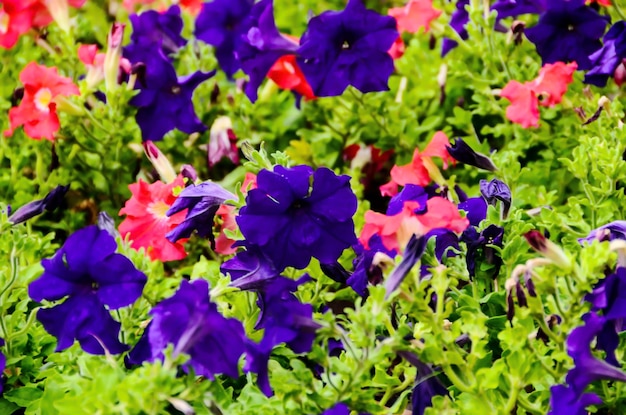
[
  {"left": 29, "top": 226, "right": 147, "bottom": 354},
  {"left": 480, "top": 178, "right": 511, "bottom": 218},
  {"left": 195, "top": 0, "right": 254, "bottom": 78},
  {"left": 8, "top": 184, "right": 69, "bottom": 225},
  {"left": 579, "top": 220, "right": 626, "bottom": 243},
  {"left": 128, "top": 279, "right": 246, "bottom": 379},
  {"left": 442, "top": 0, "right": 469, "bottom": 57},
  {"left": 565, "top": 312, "right": 626, "bottom": 395},
  {"left": 126, "top": 5, "right": 186, "bottom": 59},
  {"left": 127, "top": 47, "right": 215, "bottom": 141},
  {"left": 245, "top": 276, "right": 320, "bottom": 396},
  {"left": 384, "top": 234, "right": 427, "bottom": 298},
  {"left": 221, "top": 244, "right": 281, "bottom": 290},
  {"left": 236, "top": 165, "right": 358, "bottom": 271},
  {"left": 236, "top": 0, "right": 299, "bottom": 102},
  {"left": 297, "top": 0, "right": 398, "bottom": 97},
  {"left": 411, "top": 360, "right": 449, "bottom": 415},
  {"left": 350, "top": 234, "right": 397, "bottom": 296},
  {"left": 0, "top": 338, "right": 4, "bottom": 394},
  {"left": 524, "top": 0, "right": 609, "bottom": 70},
  {"left": 166, "top": 181, "right": 236, "bottom": 246},
  {"left": 446, "top": 138, "right": 498, "bottom": 171},
  {"left": 490, "top": 0, "right": 546, "bottom": 20},
  {"left": 585, "top": 21, "right": 626, "bottom": 87},
  {"left": 458, "top": 196, "right": 488, "bottom": 227},
  {"left": 460, "top": 225, "right": 504, "bottom": 278},
  {"left": 548, "top": 385, "right": 602, "bottom": 415},
  {"left": 585, "top": 267, "right": 626, "bottom": 321}
]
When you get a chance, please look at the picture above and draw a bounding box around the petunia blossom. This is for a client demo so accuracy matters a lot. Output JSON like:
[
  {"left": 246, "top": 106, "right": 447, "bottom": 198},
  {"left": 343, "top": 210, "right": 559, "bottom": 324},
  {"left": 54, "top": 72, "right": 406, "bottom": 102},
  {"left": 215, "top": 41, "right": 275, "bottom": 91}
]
[
  {"left": 524, "top": 0, "right": 609, "bottom": 70},
  {"left": 446, "top": 138, "right": 498, "bottom": 171},
  {"left": 297, "top": 0, "right": 398, "bottom": 97},
  {"left": 29, "top": 226, "right": 147, "bottom": 354},
  {"left": 548, "top": 385, "right": 602, "bottom": 415},
  {"left": 127, "top": 279, "right": 246, "bottom": 379},
  {"left": 267, "top": 54, "right": 316, "bottom": 105},
  {"left": 389, "top": 0, "right": 441, "bottom": 34},
  {"left": 236, "top": 165, "right": 358, "bottom": 271},
  {"left": 585, "top": 21, "right": 626, "bottom": 87},
  {"left": 442, "top": 0, "right": 469, "bottom": 57},
  {"left": 5, "top": 62, "right": 80, "bottom": 141},
  {"left": 119, "top": 176, "right": 188, "bottom": 262}
]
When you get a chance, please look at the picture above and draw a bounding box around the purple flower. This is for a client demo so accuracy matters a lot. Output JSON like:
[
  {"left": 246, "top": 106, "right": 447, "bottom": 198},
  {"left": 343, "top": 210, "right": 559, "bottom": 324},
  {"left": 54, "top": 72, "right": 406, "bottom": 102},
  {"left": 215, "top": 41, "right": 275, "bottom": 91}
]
[
  {"left": 127, "top": 47, "right": 215, "bottom": 141},
  {"left": 297, "top": 0, "right": 398, "bottom": 97},
  {"left": 320, "top": 403, "right": 370, "bottom": 415},
  {"left": 127, "top": 5, "right": 186, "bottom": 59},
  {"left": 566, "top": 312, "right": 626, "bottom": 395},
  {"left": 548, "top": 385, "right": 602, "bottom": 415},
  {"left": 585, "top": 267, "right": 626, "bottom": 321},
  {"left": 0, "top": 338, "right": 5, "bottom": 394},
  {"left": 442, "top": 0, "right": 469, "bottom": 57},
  {"left": 385, "top": 234, "right": 427, "bottom": 298},
  {"left": 128, "top": 279, "right": 245, "bottom": 379},
  {"left": 221, "top": 244, "right": 281, "bottom": 290},
  {"left": 461, "top": 225, "right": 504, "bottom": 278},
  {"left": 585, "top": 22, "right": 626, "bottom": 87},
  {"left": 350, "top": 234, "right": 397, "bottom": 296},
  {"left": 458, "top": 196, "right": 488, "bottom": 227},
  {"left": 579, "top": 220, "right": 626, "bottom": 243},
  {"left": 195, "top": 0, "right": 254, "bottom": 78},
  {"left": 245, "top": 276, "right": 320, "bottom": 396},
  {"left": 166, "top": 181, "right": 236, "bottom": 246},
  {"left": 480, "top": 179, "right": 511, "bottom": 218},
  {"left": 411, "top": 361, "right": 448, "bottom": 415},
  {"left": 236, "top": 165, "right": 358, "bottom": 271},
  {"left": 29, "top": 226, "right": 146, "bottom": 354},
  {"left": 446, "top": 138, "right": 497, "bottom": 171},
  {"left": 491, "top": 0, "right": 546, "bottom": 20},
  {"left": 387, "top": 184, "right": 428, "bottom": 216},
  {"left": 9, "top": 185, "right": 69, "bottom": 224},
  {"left": 236, "top": 0, "right": 299, "bottom": 102},
  {"left": 524, "top": 0, "right": 609, "bottom": 70}
]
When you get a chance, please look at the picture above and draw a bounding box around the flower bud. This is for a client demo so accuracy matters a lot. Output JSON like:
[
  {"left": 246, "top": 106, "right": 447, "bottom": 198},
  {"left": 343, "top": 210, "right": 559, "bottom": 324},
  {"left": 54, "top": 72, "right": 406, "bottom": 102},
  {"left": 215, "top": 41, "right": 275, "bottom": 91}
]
[
  {"left": 480, "top": 178, "right": 511, "bottom": 218},
  {"left": 524, "top": 230, "right": 571, "bottom": 269},
  {"left": 97, "top": 211, "right": 119, "bottom": 238},
  {"left": 446, "top": 138, "right": 497, "bottom": 171},
  {"left": 180, "top": 164, "right": 198, "bottom": 184},
  {"left": 45, "top": 0, "right": 70, "bottom": 33},
  {"left": 143, "top": 141, "right": 177, "bottom": 184},
  {"left": 208, "top": 116, "right": 239, "bottom": 167},
  {"left": 104, "top": 23, "right": 125, "bottom": 93},
  {"left": 614, "top": 61, "right": 626, "bottom": 87}
]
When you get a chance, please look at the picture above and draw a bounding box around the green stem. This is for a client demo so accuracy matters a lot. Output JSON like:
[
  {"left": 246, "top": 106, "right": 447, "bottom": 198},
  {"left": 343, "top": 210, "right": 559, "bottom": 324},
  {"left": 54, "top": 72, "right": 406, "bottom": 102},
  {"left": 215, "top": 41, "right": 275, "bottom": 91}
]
[
  {"left": 8, "top": 307, "right": 39, "bottom": 340},
  {"left": 536, "top": 315, "right": 561, "bottom": 344}
]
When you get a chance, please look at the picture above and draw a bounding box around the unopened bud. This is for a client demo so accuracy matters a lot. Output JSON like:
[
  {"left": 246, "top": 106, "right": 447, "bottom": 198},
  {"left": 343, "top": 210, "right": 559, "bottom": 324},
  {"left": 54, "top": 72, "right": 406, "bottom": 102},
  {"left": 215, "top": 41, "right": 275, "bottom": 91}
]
[
  {"left": 45, "top": 0, "right": 70, "bottom": 33},
  {"left": 524, "top": 230, "right": 571, "bottom": 269},
  {"left": 180, "top": 164, "right": 198, "bottom": 184},
  {"left": 143, "top": 141, "right": 177, "bottom": 183},
  {"left": 614, "top": 61, "right": 626, "bottom": 87},
  {"left": 104, "top": 23, "right": 125, "bottom": 93}
]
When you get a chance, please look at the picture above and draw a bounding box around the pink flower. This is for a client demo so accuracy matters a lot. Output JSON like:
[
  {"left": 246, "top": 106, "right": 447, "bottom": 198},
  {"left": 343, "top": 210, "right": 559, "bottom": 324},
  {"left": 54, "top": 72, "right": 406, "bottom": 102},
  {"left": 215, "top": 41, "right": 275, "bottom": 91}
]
[
  {"left": 208, "top": 116, "right": 239, "bottom": 167},
  {"left": 388, "top": 0, "right": 442, "bottom": 34},
  {"left": 5, "top": 62, "right": 79, "bottom": 141},
  {"left": 119, "top": 176, "right": 188, "bottom": 262}
]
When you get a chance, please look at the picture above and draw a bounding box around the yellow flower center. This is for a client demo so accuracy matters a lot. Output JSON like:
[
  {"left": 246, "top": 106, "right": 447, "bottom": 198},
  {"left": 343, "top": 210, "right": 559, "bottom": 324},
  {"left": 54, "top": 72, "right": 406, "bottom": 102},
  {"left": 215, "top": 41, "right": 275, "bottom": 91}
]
[
  {"left": 0, "top": 11, "right": 9, "bottom": 35},
  {"left": 148, "top": 201, "right": 170, "bottom": 220},
  {"left": 34, "top": 88, "right": 53, "bottom": 113}
]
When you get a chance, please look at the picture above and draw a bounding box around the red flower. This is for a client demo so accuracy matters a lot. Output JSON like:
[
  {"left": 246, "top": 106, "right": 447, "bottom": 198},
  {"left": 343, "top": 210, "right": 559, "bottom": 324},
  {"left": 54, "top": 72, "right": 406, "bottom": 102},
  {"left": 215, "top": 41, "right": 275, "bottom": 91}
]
[
  {"left": 588, "top": 0, "right": 610, "bottom": 5},
  {"left": 387, "top": 0, "right": 441, "bottom": 59},
  {"left": 381, "top": 131, "right": 453, "bottom": 196},
  {"left": 501, "top": 62, "right": 577, "bottom": 128},
  {"left": 119, "top": 176, "right": 188, "bottom": 262},
  {"left": 360, "top": 196, "right": 468, "bottom": 252},
  {"left": 5, "top": 62, "right": 79, "bottom": 141},
  {"left": 388, "top": 0, "right": 442, "bottom": 34},
  {"left": 267, "top": 55, "right": 316, "bottom": 101}
]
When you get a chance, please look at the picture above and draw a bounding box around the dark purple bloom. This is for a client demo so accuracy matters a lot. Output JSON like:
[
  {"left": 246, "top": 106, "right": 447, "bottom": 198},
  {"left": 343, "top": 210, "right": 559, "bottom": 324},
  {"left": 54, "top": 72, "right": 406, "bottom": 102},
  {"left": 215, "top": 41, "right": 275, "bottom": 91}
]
[
  {"left": 9, "top": 184, "right": 69, "bottom": 224},
  {"left": 221, "top": 244, "right": 281, "bottom": 290},
  {"left": 0, "top": 338, "right": 4, "bottom": 394},
  {"left": 411, "top": 361, "right": 448, "bottom": 415},
  {"left": 585, "top": 22, "right": 626, "bottom": 86},
  {"left": 237, "top": 165, "right": 358, "bottom": 271},
  {"left": 585, "top": 267, "right": 626, "bottom": 321},
  {"left": 236, "top": 0, "right": 299, "bottom": 102},
  {"left": 431, "top": 229, "right": 460, "bottom": 261},
  {"left": 480, "top": 179, "right": 511, "bottom": 218},
  {"left": 446, "top": 138, "right": 497, "bottom": 171},
  {"left": 350, "top": 234, "right": 397, "bottom": 296},
  {"left": 320, "top": 403, "right": 370, "bottom": 415},
  {"left": 128, "top": 279, "right": 245, "bottom": 379},
  {"left": 460, "top": 224, "right": 504, "bottom": 278},
  {"left": 245, "top": 276, "right": 320, "bottom": 396},
  {"left": 195, "top": 0, "right": 254, "bottom": 78},
  {"left": 524, "top": 0, "right": 609, "bottom": 70},
  {"left": 127, "top": 6, "right": 186, "bottom": 58},
  {"left": 127, "top": 47, "right": 215, "bottom": 141},
  {"left": 566, "top": 312, "right": 626, "bottom": 395},
  {"left": 384, "top": 234, "right": 427, "bottom": 298},
  {"left": 549, "top": 385, "right": 602, "bottom": 415},
  {"left": 166, "top": 181, "right": 236, "bottom": 246},
  {"left": 491, "top": 0, "right": 546, "bottom": 20},
  {"left": 579, "top": 220, "right": 626, "bottom": 243},
  {"left": 387, "top": 184, "right": 428, "bottom": 215},
  {"left": 458, "top": 197, "right": 488, "bottom": 227},
  {"left": 297, "top": 0, "right": 398, "bottom": 97},
  {"left": 442, "top": 0, "right": 469, "bottom": 57},
  {"left": 29, "top": 226, "right": 146, "bottom": 354}
]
